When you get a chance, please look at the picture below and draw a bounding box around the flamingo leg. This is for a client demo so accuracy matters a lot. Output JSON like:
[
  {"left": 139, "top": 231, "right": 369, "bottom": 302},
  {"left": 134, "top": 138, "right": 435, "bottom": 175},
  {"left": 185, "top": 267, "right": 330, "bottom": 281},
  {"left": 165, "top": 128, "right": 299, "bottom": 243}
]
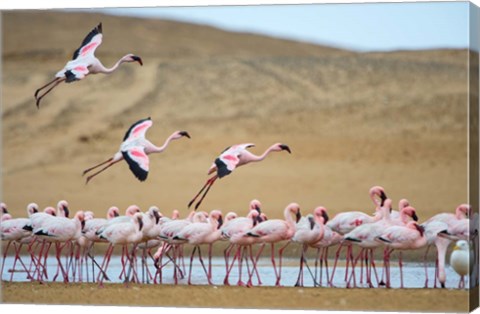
[
  {"left": 188, "top": 175, "right": 218, "bottom": 210},
  {"left": 1, "top": 241, "right": 12, "bottom": 280},
  {"left": 249, "top": 245, "right": 262, "bottom": 285},
  {"left": 35, "top": 78, "right": 65, "bottom": 108},
  {"left": 83, "top": 157, "right": 114, "bottom": 176},
  {"left": 330, "top": 243, "right": 343, "bottom": 285},
  {"left": 188, "top": 246, "right": 197, "bottom": 285},
  {"left": 85, "top": 159, "right": 120, "bottom": 184},
  {"left": 276, "top": 241, "right": 290, "bottom": 286}
]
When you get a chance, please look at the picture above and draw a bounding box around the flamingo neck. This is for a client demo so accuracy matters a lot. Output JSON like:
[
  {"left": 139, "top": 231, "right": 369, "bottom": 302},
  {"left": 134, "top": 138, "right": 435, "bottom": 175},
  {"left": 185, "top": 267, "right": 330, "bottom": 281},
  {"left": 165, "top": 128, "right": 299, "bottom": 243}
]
[
  {"left": 99, "top": 56, "right": 129, "bottom": 74},
  {"left": 149, "top": 132, "right": 178, "bottom": 153},
  {"left": 251, "top": 145, "right": 278, "bottom": 162}
]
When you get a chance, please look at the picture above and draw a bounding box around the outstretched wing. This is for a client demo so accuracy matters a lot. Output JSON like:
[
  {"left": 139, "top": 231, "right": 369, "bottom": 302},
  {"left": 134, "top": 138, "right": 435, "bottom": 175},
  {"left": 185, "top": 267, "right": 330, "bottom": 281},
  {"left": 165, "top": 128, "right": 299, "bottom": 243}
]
[
  {"left": 215, "top": 143, "right": 255, "bottom": 178},
  {"left": 122, "top": 147, "right": 149, "bottom": 181},
  {"left": 72, "top": 23, "right": 103, "bottom": 60},
  {"left": 123, "top": 117, "right": 152, "bottom": 141}
]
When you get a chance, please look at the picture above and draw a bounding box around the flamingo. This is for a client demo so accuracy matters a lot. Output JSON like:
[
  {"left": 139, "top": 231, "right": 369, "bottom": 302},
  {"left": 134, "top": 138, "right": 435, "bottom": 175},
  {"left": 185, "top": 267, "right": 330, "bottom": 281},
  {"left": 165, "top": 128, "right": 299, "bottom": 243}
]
[
  {"left": 97, "top": 212, "right": 145, "bottom": 285},
  {"left": 1, "top": 203, "right": 39, "bottom": 281},
  {"left": 34, "top": 23, "right": 143, "bottom": 108},
  {"left": 1, "top": 203, "right": 12, "bottom": 221},
  {"left": 32, "top": 210, "right": 86, "bottom": 282},
  {"left": 310, "top": 224, "right": 343, "bottom": 287},
  {"left": 173, "top": 209, "right": 223, "bottom": 285},
  {"left": 421, "top": 203, "right": 471, "bottom": 288},
  {"left": 83, "top": 117, "right": 190, "bottom": 183},
  {"left": 327, "top": 186, "right": 387, "bottom": 285},
  {"left": 450, "top": 240, "right": 471, "bottom": 289},
  {"left": 245, "top": 202, "right": 301, "bottom": 286},
  {"left": 292, "top": 206, "right": 329, "bottom": 287},
  {"left": 375, "top": 221, "right": 427, "bottom": 288},
  {"left": 188, "top": 143, "right": 291, "bottom": 210}
]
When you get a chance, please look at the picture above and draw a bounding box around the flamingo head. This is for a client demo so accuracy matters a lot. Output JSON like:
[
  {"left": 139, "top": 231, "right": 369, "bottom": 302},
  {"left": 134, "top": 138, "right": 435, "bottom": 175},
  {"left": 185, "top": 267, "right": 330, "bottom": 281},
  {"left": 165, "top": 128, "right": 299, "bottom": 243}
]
[
  {"left": 457, "top": 204, "right": 472, "bottom": 219},
  {"left": 369, "top": 186, "right": 387, "bottom": 207},
  {"left": 75, "top": 211, "right": 86, "bottom": 230},
  {"left": 173, "top": 130, "right": 191, "bottom": 140},
  {"left": 288, "top": 203, "right": 302, "bottom": 223},
  {"left": 171, "top": 209, "right": 180, "bottom": 220},
  {"left": 398, "top": 198, "right": 410, "bottom": 210},
  {"left": 107, "top": 206, "right": 120, "bottom": 219},
  {"left": 1, "top": 203, "right": 7, "bottom": 214},
  {"left": 249, "top": 199, "right": 262, "bottom": 213},
  {"left": 126, "top": 205, "right": 141, "bottom": 216},
  {"left": 27, "top": 203, "right": 39, "bottom": 216},
  {"left": 276, "top": 143, "right": 291, "bottom": 154},
  {"left": 401, "top": 206, "right": 418, "bottom": 221},
  {"left": 225, "top": 212, "right": 238, "bottom": 223},
  {"left": 148, "top": 206, "right": 162, "bottom": 224},
  {"left": 57, "top": 200, "right": 70, "bottom": 218},
  {"left": 44, "top": 207, "right": 56, "bottom": 216},
  {"left": 209, "top": 210, "right": 223, "bottom": 229},
  {"left": 125, "top": 54, "right": 143, "bottom": 66},
  {"left": 314, "top": 206, "right": 329, "bottom": 224}
]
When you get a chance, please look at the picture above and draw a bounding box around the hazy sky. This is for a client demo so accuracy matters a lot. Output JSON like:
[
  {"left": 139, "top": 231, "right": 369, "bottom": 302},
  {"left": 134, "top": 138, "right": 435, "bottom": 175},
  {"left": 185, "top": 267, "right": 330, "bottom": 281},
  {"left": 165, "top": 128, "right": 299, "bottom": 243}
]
[{"left": 90, "top": 2, "right": 471, "bottom": 52}]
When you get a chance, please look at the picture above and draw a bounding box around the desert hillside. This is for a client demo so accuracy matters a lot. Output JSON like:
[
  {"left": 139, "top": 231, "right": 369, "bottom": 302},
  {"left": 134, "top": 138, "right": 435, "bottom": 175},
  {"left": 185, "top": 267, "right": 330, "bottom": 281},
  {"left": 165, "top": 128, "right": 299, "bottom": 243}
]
[{"left": 1, "top": 10, "right": 469, "bottom": 222}]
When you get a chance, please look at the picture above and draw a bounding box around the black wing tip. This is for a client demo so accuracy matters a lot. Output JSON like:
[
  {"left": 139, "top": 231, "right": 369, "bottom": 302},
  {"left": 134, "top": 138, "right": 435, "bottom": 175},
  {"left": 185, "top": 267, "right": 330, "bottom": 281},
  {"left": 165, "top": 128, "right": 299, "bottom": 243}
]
[
  {"left": 122, "top": 151, "right": 149, "bottom": 182},
  {"left": 122, "top": 117, "right": 152, "bottom": 141},
  {"left": 97, "top": 22, "right": 103, "bottom": 33},
  {"left": 214, "top": 158, "right": 231, "bottom": 179}
]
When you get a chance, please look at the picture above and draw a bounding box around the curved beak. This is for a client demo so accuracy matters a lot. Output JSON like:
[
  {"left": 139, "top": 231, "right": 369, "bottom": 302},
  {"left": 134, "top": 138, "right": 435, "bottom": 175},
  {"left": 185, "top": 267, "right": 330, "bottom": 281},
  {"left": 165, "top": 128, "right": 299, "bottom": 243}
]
[
  {"left": 180, "top": 131, "right": 191, "bottom": 139},
  {"left": 81, "top": 220, "right": 86, "bottom": 231},
  {"left": 295, "top": 209, "right": 302, "bottom": 223},
  {"left": 217, "top": 215, "right": 224, "bottom": 229},
  {"left": 153, "top": 210, "right": 161, "bottom": 224},
  {"left": 308, "top": 216, "right": 315, "bottom": 230},
  {"left": 64, "top": 206, "right": 70, "bottom": 218},
  {"left": 255, "top": 205, "right": 262, "bottom": 214},
  {"left": 137, "top": 216, "right": 144, "bottom": 231},
  {"left": 132, "top": 55, "right": 143, "bottom": 66},
  {"left": 322, "top": 211, "right": 329, "bottom": 224},
  {"left": 411, "top": 212, "right": 418, "bottom": 222},
  {"left": 380, "top": 191, "right": 387, "bottom": 206},
  {"left": 114, "top": 211, "right": 120, "bottom": 217},
  {"left": 280, "top": 144, "right": 291, "bottom": 154}
]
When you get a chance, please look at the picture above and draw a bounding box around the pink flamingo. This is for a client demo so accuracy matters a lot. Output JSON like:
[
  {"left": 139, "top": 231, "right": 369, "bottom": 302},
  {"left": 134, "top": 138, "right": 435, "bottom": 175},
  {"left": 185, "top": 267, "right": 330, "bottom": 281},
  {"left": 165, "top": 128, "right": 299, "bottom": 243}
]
[
  {"left": 1, "top": 203, "right": 39, "bottom": 281},
  {"left": 343, "top": 201, "right": 418, "bottom": 287},
  {"left": 1, "top": 203, "right": 12, "bottom": 221},
  {"left": 327, "top": 186, "right": 387, "bottom": 284},
  {"left": 292, "top": 206, "right": 329, "bottom": 287},
  {"left": 245, "top": 202, "right": 301, "bottom": 286},
  {"left": 34, "top": 23, "right": 143, "bottom": 108},
  {"left": 97, "top": 212, "right": 145, "bottom": 286},
  {"left": 375, "top": 221, "right": 427, "bottom": 288},
  {"left": 83, "top": 117, "right": 190, "bottom": 183},
  {"left": 173, "top": 210, "right": 223, "bottom": 285},
  {"left": 421, "top": 204, "right": 471, "bottom": 288},
  {"left": 188, "top": 143, "right": 291, "bottom": 210},
  {"left": 33, "top": 211, "right": 86, "bottom": 282}
]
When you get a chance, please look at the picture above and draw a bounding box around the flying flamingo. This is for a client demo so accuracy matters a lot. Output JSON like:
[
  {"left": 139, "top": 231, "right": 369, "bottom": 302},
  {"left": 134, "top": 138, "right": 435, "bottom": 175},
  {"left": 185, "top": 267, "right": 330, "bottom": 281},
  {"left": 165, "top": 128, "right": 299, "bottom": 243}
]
[
  {"left": 245, "top": 202, "right": 301, "bottom": 286},
  {"left": 83, "top": 117, "right": 190, "bottom": 183},
  {"left": 34, "top": 23, "right": 143, "bottom": 108},
  {"left": 188, "top": 143, "right": 291, "bottom": 210}
]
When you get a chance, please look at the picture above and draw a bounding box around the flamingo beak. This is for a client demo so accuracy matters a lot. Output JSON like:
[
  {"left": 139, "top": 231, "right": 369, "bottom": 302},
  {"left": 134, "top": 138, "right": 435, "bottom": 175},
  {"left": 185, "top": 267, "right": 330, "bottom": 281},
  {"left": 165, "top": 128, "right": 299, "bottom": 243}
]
[
  {"left": 114, "top": 211, "right": 120, "bottom": 217},
  {"left": 180, "top": 131, "right": 191, "bottom": 139},
  {"left": 217, "top": 215, "right": 223, "bottom": 229},
  {"left": 255, "top": 205, "right": 262, "bottom": 214},
  {"left": 411, "top": 212, "right": 418, "bottom": 222},
  {"left": 322, "top": 211, "right": 329, "bottom": 224},
  {"left": 153, "top": 210, "right": 161, "bottom": 224},
  {"left": 308, "top": 216, "right": 315, "bottom": 230},
  {"left": 81, "top": 220, "right": 86, "bottom": 231},
  {"left": 137, "top": 216, "right": 144, "bottom": 231},
  {"left": 64, "top": 206, "right": 70, "bottom": 218},
  {"left": 380, "top": 191, "right": 387, "bottom": 206},
  {"left": 280, "top": 144, "right": 291, "bottom": 154},
  {"left": 295, "top": 209, "right": 302, "bottom": 223},
  {"left": 132, "top": 56, "right": 143, "bottom": 66}
]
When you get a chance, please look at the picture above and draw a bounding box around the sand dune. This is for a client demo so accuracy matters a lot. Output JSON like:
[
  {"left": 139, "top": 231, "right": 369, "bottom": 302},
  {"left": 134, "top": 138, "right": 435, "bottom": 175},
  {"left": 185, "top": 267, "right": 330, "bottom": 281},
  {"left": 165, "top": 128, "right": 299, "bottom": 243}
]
[{"left": 2, "top": 10, "right": 469, "bottom": 222}]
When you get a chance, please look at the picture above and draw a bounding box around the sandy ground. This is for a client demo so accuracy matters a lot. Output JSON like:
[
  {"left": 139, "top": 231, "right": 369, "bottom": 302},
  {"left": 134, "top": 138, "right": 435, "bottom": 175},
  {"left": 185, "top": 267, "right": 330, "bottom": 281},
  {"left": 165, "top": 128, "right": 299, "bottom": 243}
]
[{"left": 0, "top": 282, "right": 474, "bottom": 312}]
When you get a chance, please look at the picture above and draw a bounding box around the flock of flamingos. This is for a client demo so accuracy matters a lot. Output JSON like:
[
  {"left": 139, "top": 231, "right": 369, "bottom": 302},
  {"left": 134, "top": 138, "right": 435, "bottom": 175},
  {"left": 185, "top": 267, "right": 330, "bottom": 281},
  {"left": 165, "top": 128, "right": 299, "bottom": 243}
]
[{"left": 1, "top": 22, "right": 476, "bottom": 289}]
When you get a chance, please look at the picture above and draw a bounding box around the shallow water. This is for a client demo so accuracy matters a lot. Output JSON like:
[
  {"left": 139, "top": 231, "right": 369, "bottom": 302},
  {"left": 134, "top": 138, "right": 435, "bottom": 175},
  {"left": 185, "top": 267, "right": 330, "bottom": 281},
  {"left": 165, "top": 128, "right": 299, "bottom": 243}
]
[{"left": 1, "top": 254, "right": 467, "bottom": 289}]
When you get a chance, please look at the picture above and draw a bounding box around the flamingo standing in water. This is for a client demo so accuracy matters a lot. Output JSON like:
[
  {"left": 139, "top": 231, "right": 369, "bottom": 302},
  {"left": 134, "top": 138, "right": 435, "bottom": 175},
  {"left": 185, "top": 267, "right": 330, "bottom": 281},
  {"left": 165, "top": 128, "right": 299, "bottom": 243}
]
[
  {"left": 245, "top": 202, "right": 301, "bottom": 286},
  {"left": 1, "top": 203, "right": 39, "bottom": 281},
  {"left": 188, "top": 143, "right": 291, "bottom": 210},
  {"left": 82, "top": 117, "right": 190, "bottom": 183},
  {"left": 34, "top": 23, "right": 143, "bottom": 108}
]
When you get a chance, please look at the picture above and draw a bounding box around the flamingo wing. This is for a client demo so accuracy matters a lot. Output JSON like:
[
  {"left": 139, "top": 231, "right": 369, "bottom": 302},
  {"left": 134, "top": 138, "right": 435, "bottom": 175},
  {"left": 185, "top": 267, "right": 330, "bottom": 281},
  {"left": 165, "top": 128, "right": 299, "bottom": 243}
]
[
  {"left": 123, "top": 117, "right": 153, "bottom": 141},
  {"left": 215, "top": 143, "right": 255, "bottom": 178},
  {"left": 72, "top": 23, "right": 103, "bottom": 60},
  {"left": 122, "top": 146, "right": 149, "bottom": 181}
]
